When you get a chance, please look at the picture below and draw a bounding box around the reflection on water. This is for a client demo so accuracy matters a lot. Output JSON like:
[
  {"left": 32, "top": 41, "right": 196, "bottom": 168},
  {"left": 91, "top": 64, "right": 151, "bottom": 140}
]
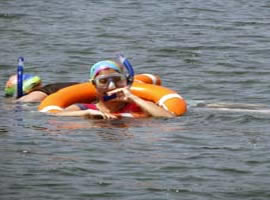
[
  {"left": 190, "top": 100, "right": 270, "bottom": 114},
  {"left": 36, "top": 117, "right": 186, "bottom": 141}
]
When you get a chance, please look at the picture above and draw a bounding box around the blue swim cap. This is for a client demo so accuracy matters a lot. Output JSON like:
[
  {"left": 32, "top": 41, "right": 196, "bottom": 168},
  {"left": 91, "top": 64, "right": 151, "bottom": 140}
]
[{"left": 89, "top": 60, "right": 124, "bottom": 80}]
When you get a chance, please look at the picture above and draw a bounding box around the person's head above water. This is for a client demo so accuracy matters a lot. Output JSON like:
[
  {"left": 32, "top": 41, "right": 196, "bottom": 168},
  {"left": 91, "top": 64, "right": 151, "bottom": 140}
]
[
  {"left": 89, "top": 60, "right": 127, "bottom": 92},
  {"left": 89, "top": 60, "right": 124, "bottom": 80},
  {"left": 4, "top": 74, "right": 42, "bottom": 97}
]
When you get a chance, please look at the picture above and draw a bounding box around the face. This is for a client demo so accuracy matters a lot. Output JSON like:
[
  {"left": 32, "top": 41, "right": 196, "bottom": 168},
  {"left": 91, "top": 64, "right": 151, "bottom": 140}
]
[{"left": 93, "top": 69, "right": 127, "bottom": 95}]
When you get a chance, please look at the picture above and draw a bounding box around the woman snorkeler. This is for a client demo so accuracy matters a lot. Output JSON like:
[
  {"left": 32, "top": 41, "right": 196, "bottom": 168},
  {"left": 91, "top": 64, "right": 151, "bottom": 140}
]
[{"left": 55, "top": 59, "right": 174, "bottom": 119}]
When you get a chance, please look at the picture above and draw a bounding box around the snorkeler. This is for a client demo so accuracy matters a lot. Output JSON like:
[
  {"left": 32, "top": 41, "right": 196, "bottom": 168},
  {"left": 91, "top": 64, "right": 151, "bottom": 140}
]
[
  {"left": 4, "top": 74, "right": 79, "bottom": 102},
  {"left": 55, "top": 59, "right": 174, "bottom": 119}
]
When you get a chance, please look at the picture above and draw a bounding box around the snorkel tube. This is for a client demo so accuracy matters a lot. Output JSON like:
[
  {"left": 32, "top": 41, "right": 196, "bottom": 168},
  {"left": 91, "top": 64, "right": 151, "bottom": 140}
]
[
  {"left": 117, "top": 54, "right": 134, "bottom": 86},
  {"left": 17, "top": 57, "right": 24, "bottom": 98}
]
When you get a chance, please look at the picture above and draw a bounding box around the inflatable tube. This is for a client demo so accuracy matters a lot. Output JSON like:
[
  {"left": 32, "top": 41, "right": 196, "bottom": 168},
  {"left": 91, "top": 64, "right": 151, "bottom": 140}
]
[
  {"left": 130, "top": 82, "right": 186, "bottom": 116},
  {"left": 39, "top": 76, "right": 186, "bottom": 116},
  {"left": 38, "top": 74, "right": 161, "bottom": 113},
  {"left": 39, "top": 82, "right": 96, "bottom": 112},
  {"left": 134, "top": 74, "right": 161, "bottom": 85}
]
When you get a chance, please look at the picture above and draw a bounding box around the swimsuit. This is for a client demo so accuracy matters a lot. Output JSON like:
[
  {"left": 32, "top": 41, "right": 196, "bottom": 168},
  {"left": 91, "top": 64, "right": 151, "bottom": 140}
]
[
  {"left": 33, "top": 82, "right": 79, "bottom": 95},
  {"left": 77, "top": 102, "right": 142, "bottom": 113}
]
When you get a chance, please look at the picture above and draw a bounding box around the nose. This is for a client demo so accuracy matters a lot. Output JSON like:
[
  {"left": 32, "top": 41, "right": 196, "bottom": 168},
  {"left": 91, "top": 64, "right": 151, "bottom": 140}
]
[{"left": 107, "top": 80, "right": 116, "bottom": 90}]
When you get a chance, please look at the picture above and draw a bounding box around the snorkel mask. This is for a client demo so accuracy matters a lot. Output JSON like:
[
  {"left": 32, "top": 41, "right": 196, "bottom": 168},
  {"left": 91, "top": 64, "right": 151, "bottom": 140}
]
[
  {"left": 89, "top": 55, "right": 135, "bottom": 101},
  {"left": 94, "top": 73, "right": 127, "bottom": 89}
]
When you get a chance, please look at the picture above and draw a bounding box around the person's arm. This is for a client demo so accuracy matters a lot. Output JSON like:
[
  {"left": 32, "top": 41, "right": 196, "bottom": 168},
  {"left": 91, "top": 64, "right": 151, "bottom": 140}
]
[
  {"left": 130, "top": 94, "right": 175, "bottom": 118},
  {"left": 16, "top": 91, "right": 47, "bottom": 103},
  {"left": 64, "top": 104, "right": 83, "bottom": 111},
  {"left": 53, "top": 108, "right": 117, "bottom": 119},
  {"left": 107, "top": 88, "right": 175, "bottom": 118}
]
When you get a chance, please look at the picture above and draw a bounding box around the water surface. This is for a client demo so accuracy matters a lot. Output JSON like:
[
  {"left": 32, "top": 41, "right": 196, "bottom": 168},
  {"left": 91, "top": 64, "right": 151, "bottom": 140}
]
[{"left": 1, "top": 0, "right": 270, "bottom": 199}]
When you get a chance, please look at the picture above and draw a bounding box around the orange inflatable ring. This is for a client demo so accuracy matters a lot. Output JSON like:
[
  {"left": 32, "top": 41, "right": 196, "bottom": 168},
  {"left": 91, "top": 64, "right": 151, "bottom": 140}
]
[
  {"left": 134, "top": 74, "right": 162, "bottom": 85},
  {"left": 38, "top": 73, "right": 162, "bottom": 113},
  {"left": 38, "top": 76, "right": 186, "bottom": 116}
]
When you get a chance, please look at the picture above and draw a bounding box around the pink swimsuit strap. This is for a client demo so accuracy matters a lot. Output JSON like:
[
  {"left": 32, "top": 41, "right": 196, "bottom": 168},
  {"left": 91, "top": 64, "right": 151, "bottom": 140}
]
[{"left": 80, "top": 103, "right": 142, "bottom": 113}]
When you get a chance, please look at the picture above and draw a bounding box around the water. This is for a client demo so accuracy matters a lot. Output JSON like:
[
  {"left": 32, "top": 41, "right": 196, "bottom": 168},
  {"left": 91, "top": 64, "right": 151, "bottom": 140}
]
[{"left": 1, "top": 0, "right": 270, "bottom": 199}]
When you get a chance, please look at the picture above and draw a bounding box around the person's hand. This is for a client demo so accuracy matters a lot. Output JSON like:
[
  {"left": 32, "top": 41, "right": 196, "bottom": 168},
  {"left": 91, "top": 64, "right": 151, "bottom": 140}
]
[
  {"left": 107, "top": 87, "right": 134, "bottom": 102},
  {"left": 85, "top": 109, "right": 117, "bottom": 120}
]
